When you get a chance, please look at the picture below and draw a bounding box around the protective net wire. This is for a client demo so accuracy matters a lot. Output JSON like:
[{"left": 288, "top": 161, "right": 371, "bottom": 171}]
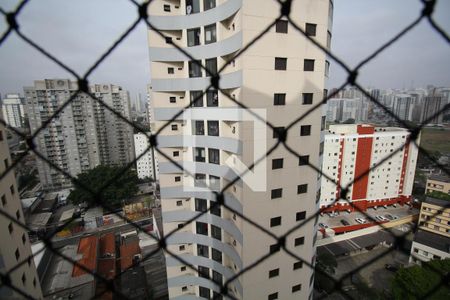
[{"left": 0, "top": 0, "right": 449, "bottom": 299}]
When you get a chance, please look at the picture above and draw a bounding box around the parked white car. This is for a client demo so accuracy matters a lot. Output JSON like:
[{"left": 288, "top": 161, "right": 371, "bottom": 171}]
[{"left": 355, "top": 218, "right": 366, "bottom": 224}]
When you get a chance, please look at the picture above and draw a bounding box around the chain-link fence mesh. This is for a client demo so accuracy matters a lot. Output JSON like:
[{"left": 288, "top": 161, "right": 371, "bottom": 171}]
[{"left": 0, "top": 0, "right": 449, "bottom": 299}]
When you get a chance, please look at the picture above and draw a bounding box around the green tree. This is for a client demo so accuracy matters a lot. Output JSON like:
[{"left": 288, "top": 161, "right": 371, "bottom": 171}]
[
  {"left": 426, "top": 190, "right": 450, "bottom": 201},
  {"left": 391, "top": 259, "right": 450, "bottom": 299},
  {"left": 315, "top": 253, "right": 338, "bottom": 293},
  {"left": 68, "top": 165, "right": 139, "bottom": 209}
]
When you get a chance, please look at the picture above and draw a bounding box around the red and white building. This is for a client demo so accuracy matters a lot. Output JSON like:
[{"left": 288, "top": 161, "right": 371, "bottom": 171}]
[{"left": 320, "top": 124, "right": 419, "bottom": 212}]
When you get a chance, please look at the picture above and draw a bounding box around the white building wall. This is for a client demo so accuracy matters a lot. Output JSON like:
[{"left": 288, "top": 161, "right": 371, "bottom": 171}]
[
  {"left": 409, "top": 241, "right": 450, "bottom": 265},
  {"left": 134, "top": 132, "right": 159, "bottom": 180},
  {"left": 1, "top": 94, "right": 25, "bottom": 128}
]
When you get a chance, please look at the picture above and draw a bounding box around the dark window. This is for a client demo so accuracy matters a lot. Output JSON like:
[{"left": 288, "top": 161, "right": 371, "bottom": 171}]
[
  {"left": 0, "top": 130, "right": 3, "bottom": 141},
  {"left": 305, "top": 23, "right": 317, "bottom": 36},
  {"left": 181, "top": 266, "right": 186, "bottom": 271},
  {"left": 304, "top": 59, "right": 315, "bottom": 71},
  {"left": 173, "top": 151, "right": 179, "bottom": 157},
  {"left": 16, "top": 210, "right": 20, "bottom": 220},
  {"left": 4, "top": 158, "right": 8, "bottom": 169},
  {"left": 292, "top": 284, "right": 302, "bottom": 292},
  {"left": 187, "top": 27, "right": 201, "bottom": 47},
  {"left": 325, "top": 60, "right": 330, "bottom": 77},
  {"left": 22, "top": 233, "right": 26, "bottom": 244},
  {"left": 212, "top": 248, "right": 222, "bottom": 263},
  {"left": 209, "top": 175, "right": 220, "bottom": 191},
  {"left": 302, "top": 93, "right": 313, "bottom": 104},
  {"left": 196, "top": 222, "right": 208, "bottom": 235},
  {"left": 169, "top": 96, "right": 176, "bottom": 103},
  {"left": 293, "top": 261, "right": 303, "bottom": 270},
  {"left": 297, "top": 184, "right": 308, "bottom": 194},
  {"left": 275, "top": 57, "right": 287, "bottom": 70},
  {"left": 175, "top": 176, "right": 181, "bottom": 182},
  {"left": 299, "top": 155, "right": 309, "bottom": 166},
  {"left": 182, "top": 286, "right": 188, "bottom": 292},
  {"left": 211, "top": 225, "right": 222, "bottom": 240},
  {"left": 33, "top": 277, "right": 36, "bottom": 287},
  {"left": 205, "top": 24, "right": 217, "bottom": 44},
  {"left": 2, "top": 194, "right": 7, "bottom": 205},
  {"left": 274, "top": 93, "right": 286, "bottom": 105},
  {"left": 195, "top": 173, "right": 206, "bottom": 187},
  {"left": 295, "top": 236, "right": 305, "bottom": 246},
  {"left": 321, "top": 116, "right": 326, "bottom": 131},
  {"left": 176, "top": 200, "right": 183, "bottom": 206},
  {"left": 194, "top": 120, "right": 205, "bottom": 135},
  {"left": 208, "top": 148, "right": 220, "bottom": 164},
  {"left": 269, "top": 268, "right": 280, "bottom": 278},
  {"left": 165, "top": 36, "right": 173, "bottom": 44},
  {"left": 300, "top": 125, "right": 311, "bottom": 136},
  {"left": 8, "top": 222, "right": 13, "bottom": 234},
  {"left": 197, "top": 244, "right": 209, "bottom": 257},
  {"left": 195, "top": 198, "right": 207, "bottom": 212},
  {"left": 296, "top": 211, "right": 306, "bottom": 221},
  {"left": 207, "top": 121, "right": 219, "bottom": 136},
  {"left": 207, "top": 90, "right": 218, "bottom": 106},
  {"left": 270, "top": 243, "right": 280, "bottom": 253},
  {"left": 189, "top": 60, "right": 202, "bottom": 78},
  {"left": 327, "top": 31, "right": 332, "bottom": 49},
  {"left": 171, "top": 124, "right": 178, "bottom": 131},
  {"left": 276, "top": 20, "right": 288, "bottom": 33},
  {"left": 272, "top": 158, "right": 283, "bottom": 169},
  {"left": 15, "top": 248, "right": 20, "bottom": 261},
  {"left": 198, "top": 266, "right": 209, "bottom": 278},
  {"left": 210, "top": 203, "right": 221, "bottom": 216},
  {"left": 204, "top": 0, "right": 216, "bottom": 11},
  {"left": 190, "top": 90, "right": 203, "bottom": 107},
  {"left": 212, "top": 270, "right": 223, "bottom": 285},
  {"left": 199, "top": 287, "right": 210, "bottom": 298},
  {"left": 179, "top": 245, "right": 185, "bottom": 251},
  {"left": 163, "top": 4, "right": 170, "bottom": 12},
  {"left": 186, "top": 0, "right": 200, "bottom": 14},
  {"left": 22, "top": 273, "right": 26, "bottom": 285},
  {"left": 205, "top": 58, "right": 217, "bottom": 77},
  {"left": 168, "top": 67, "right": 174, "bottom": 74},
  {"left": 273, "top": 127, "right": 285, "bottom": 139},
  {"left": 271, "top": 188, "right": 282, "bottom": 199},
  {"left": 268, "top": 292, "right": 278, "bottom": 300},
  {"left": 194, "top": 147, "right": 206, "bottom": 162},
  {"left": 213, "top": 292, "right": 223, "bottom": 300},
  {"left": 270, "top": 216, "right": 281, "bottom": 227}
]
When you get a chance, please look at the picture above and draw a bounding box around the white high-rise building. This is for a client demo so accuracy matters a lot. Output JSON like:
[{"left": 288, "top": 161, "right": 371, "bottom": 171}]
[
  {"left": 320, "top": 124, "right": 419, "bottom": 212},
  {"left": 1, "top": 94, "right": 25, "bottom": 128},
  {"left": 0, "top": 121, "right": 43, "bottom": 299},
  {"left": 134, "top": 132, "right": 159, "bottom": 181},
  {"left": 148, "top": 0, "right": 333, "bottom": 299},
  {"left": 24, "top": 79, "right": 134, "bottom": 190}
]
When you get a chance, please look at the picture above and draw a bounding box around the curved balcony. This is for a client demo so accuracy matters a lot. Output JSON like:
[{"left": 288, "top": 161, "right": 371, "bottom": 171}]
[
  {"left": 149, "top": 32, "right": 242, "bottom": 62},
  {"left": 154, "top": 106, "right": 249, "bottom": 122},
  {"left": 151, "top": 69, "right": 242, "bottom": 92},
  {"left": 157, "top": 134, "right": 242, "bottom": 155},
  {"left": 149, "top": 0, "right": 242, "bottom": 30},
  {"left": 159, "top": 161, "right": 239, "bottom": 182}
]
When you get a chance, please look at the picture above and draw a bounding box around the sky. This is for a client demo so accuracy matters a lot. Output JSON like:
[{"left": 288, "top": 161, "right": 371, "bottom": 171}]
[{"left": 0, "top": 0, "right": 449, "bottom": 101}]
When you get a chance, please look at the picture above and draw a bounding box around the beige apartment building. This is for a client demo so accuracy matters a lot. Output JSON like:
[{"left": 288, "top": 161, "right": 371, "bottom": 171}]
[
  {"left": 426, "top": 174, "right": 450, "bottom": 196},
  {"left": 148, "top": 0, "right": 333, "bottom": 299},
  {"left": 0, "top": 122, "right": 43, "bottom": 299}
]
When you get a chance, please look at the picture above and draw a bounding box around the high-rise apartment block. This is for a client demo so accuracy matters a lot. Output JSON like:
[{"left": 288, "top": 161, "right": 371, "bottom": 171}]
[
  {"left": 24, "top": 79, "right": 134, "bottom": 190},
  {"left": 148, "top": 0, "right": 333, "bottom": 299},
  {"left": 320, "top": 124, "right": 419, "bottom": 212},
  {"left": 1, "top": 94, "right": 25, "bottom": 128},
  {"left": 0, "top": 121, "right": 43, "bottom": 299},
  {"left": 134, "top": 132, "right": 159, "bottom": 181}
]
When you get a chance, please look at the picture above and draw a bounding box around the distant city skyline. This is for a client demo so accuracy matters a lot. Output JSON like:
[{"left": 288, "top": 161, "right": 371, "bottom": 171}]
[{"left": 0, "top": 0, "right": 449, "bottom": 100}]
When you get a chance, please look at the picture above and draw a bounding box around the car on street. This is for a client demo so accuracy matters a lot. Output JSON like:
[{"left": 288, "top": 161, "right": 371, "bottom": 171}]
[
  {"left": 355, "top": 217, "right": 366, "bottom": 224},
  {"left": 375, "top": 215, "right": 389, "bottom": 222},
  {"left": 340, "top": 219, "right": 350, "bottom": 226},
  {"left": 318, "top": 223, "right": 329, "bottom": 229},
  {"left": 384, "top": 214, "right": 398, "bottom": 220}
]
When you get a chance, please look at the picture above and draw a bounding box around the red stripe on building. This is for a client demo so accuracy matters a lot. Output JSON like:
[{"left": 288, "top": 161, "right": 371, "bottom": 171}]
[
  {"left": 352, "top": 125, "right": 374, "bottom": 200},
  {"left": 335, "top": 135, "right": 345, "bottom": 200},
  {"left": 398, "top": 137, "right": 410, "bottom": 195}
]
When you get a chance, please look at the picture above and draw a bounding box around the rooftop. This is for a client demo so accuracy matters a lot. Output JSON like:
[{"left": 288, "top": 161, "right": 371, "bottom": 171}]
[
  {"left": 414, "top": 230, "right": 450, "bottom": 253},
  {"left": 429, "top": 174, "right": 450, "bottom": 183},
  {"left": 21, "top": 196, "right": 39, "bottom": 209},
  {"left": 120, "top": 237, "right": 141, "bottom": 272},
  {"left": 72, "top": 235, "right": 98, "bottom": 277},
  {"left": 99, "top": 233, "right": 116, "bottom": 257},
  {"left": 423, "top": 196, "right": 449, "bottom": 207}
]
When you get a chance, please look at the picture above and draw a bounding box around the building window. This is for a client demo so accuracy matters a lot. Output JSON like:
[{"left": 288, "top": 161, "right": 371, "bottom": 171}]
[
  {"left": 194, "top": 173, "right": 207, "bottom": 187},
  {"left": 194, "top": 120, "right": 205, "bottom": 135},
  {"left": 321, "top": 116, "right": 326, "bottom": 131},
  {"left": 325, "top": 60, "right": 330, "bottom": 77},
  {"left": 205, "top": 58, "right": 218, "bottom": 76},
  {"left": 213, "top": 270, "right": 223, "bottom": 285},
  {"left": 197, "top": 244, "right": 208, "bottom": 257},
  {"left": 209, "top": 175, "right": 220, "bottom": 191},
  {"left": 292, "top": 284, "right": 302, "bottom": 292},
  {"left": 270, "top": 216, "right": 282, "bottom": 227},
  {"left": 208, "top": 148, "right": 220, "bottom": 164},
  {"left": 16, "top": 210, "right": 20, "bottom": 220},
  {"left": 293, "top": 261, "right": 303, "bottom": 269},
  {"left": 186, "top": 0, "right": 200, "bottom": 14},
  {"left": 1, "top": 194, "right": 6, "bottom": 205},
  {"left": 195, "top": 198, "right": 207, "bottom": 212},
  {"left": 207, "top": 90, "right": 219, "bottom": 106},
  {"left": 300, "top": 125, "right": 311, "bottom": 136},
  {"left": 269, "top": 268, "right": 280, "bottom": 278},
  {"left": 271, "top": 188, "right": 282, "bottom": 199},
  {"left": 163, "top": 4, "right": 170, "bottom": 12},
  {"left": 182, "top": 286, "right": 188, "bottom": 292},
  {"left": 176, "top": 200, "right": 183, "bottom": 206},
  {"left": 272, "top": 158, "right": 284, "bottom": 169},
  {"left": 299, "top": 155, "right": 309, "bottom": 166},
  {"left": 173, "top": 151, "right": 179, "bottom": 157},
  {"left": 212, "top": 248, "right": 222, "bottom": 263},
  {"left": 165, "top": 36, "right": 172, "bottom": 44},
  {"left": 327, "top": 31, "right": 332, "bottom": 49},
  {"left": 273, "top": 127, "right": 285, "bottom": 139},
  {"left": 268, "top": 292, "right": 278, "bottom": 300},
  {"left": 196, "top": 222, "right": 208, "bottom": 235},
  {"left": 304, "top": 59, "right": 315, "bottom": 71},
  {"left": 275, "top": 57, "right": 287, "bottom": 70},
  {"left": 33, "top": 277, "right": 36, "bottom": 287},
  {"left": 10, "top": 185, "right": 15, "bottom": 195},
  {"left": 294, "top": 236, "right": 305, "bottom": 246},
  {"left": 276, "top": 20, "right": 288, "bottom": 33},
  {"left": 179, "top": 245, "right": 186, "bottom": 252},
  {"left": 21, "top": 273, "right": 26, "bottom": 285},
  {"left": 199, "top": 287, "right": 210, "bottom": 298},
  {"left": 207, "top": 121, "right": 219, "bottom": 136},
  {"left": 181, "top": 266, "right": 186, "bottom": 272},
  {"left": 175, "top": 176, "right": 181, "bottom": 182},
  {"left": 270, "top": 243, "right": 280, "bottom": 253},
  {"left": 8, "top": 222, "right": 13, "bottom": 234},
  {"left": 198, "top": 266, "right": 210, "bottom": 279},
  {"left": 302, "top": 93, "right": 313, "bottom": 105},
  {"left": 194, "top": 147, "right": 206, "bottom": 162},
  {"left": 274, "top": 93, "right": 286, "bottom": 105},
  {"left": 297, "top": 184, "right": 308, "bottom": 194},
  {"left": 169, "top": 96, "right": 176, "bottom": 103},
  {"left": 168, "top": 67, "right": 174, "bottom": 74},
  {"left": 189, "top": 60, "right": 202, "bottom": 77},
  {"left": 0, "top": 130, "right": 3, "bottom": 141},
  {"left": 15, "top": 248, "right": 20, "bottom": 261},
  {"left": 204, "top": 0, "right": 216, "bottom": 11},
  {"left": 171, "top": 124, "right": 178, "bottom": 131},
  {"left": 187, "top": 27, "right": 201, "bottom": 47},
  {"left": 211, "top": 225, "right": 222, "bottom": 240},
  {"left": 305, "top": 23, "right": 317, "bottom": 36},
  {"left": 189, "top": 90, "right": 203, "bottom": 107},
  {"left": 204, "top": 23, "right": 217, "bottom": 44},
  {"left": 295, "top": 211, "right": 306, "bottom": 222}
]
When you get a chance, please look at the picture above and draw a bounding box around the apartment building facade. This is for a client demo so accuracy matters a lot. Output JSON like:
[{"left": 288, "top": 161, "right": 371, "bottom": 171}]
[
  {"left": 134, "top": 132, "right": 159, "bottom": 181},
  {"left": 1, "top": 93, "right": 25, "bottom": 128},
  {"left": 320, "top": 124, "right": 419, "bottom": 212},
  {"left": 426, "top": 175, "right": 450, "bottom": 196},
  {"left": 0, "top": 122, "right": 43, "bottom": 299},
  {"left": 148, "top": 0, "right": 333, "bottom": 299},
  {"left": 24, "top": 79, "right": 134, "bottom": 190}
]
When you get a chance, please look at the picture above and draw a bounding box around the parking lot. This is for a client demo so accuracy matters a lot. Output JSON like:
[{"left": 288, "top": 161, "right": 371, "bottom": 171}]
[{"left": 319, "top": 204, "right": 419, "bottom": 228}]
